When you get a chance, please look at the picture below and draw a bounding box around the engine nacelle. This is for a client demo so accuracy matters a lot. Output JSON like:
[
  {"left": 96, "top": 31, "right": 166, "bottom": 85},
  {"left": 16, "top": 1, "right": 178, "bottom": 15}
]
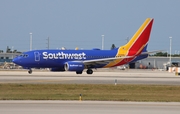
[
  {"left": 51, "top": 67, "right": 65, "bottom": 72},
  {"left": 64, "top": 61, "right": 84, "bottom": 71}
]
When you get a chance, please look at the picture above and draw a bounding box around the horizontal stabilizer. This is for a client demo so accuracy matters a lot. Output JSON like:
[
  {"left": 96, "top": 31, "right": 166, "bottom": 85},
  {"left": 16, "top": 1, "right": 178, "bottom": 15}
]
[{"left": 141, "top": 50, "right": 164, "bottom": 55}]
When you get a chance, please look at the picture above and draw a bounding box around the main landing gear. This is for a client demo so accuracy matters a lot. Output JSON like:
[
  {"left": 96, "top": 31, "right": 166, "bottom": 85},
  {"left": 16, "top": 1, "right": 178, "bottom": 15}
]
[
  {"left": 86, "top": 69, "right": 93, "bottom": 74},
  {"left": 76, "top": 71, "right": 83, "bottom": 74},
  {"left": 75, "top": 69, "right": 93, "bottom": 74},
  {"left": 28, "top": 69, "right": 32, "bottom": 74}
]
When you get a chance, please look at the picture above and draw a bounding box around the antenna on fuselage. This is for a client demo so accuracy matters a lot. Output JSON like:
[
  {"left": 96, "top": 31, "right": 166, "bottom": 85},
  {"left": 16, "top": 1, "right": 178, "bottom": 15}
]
[{"left": 61, "top": 47, "right": 66, "bottom": 50}]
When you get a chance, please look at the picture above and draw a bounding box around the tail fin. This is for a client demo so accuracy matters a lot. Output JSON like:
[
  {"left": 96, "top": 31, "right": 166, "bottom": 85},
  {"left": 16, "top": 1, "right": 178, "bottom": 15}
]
[{"left": 117, "top": 18, "right": 154, "bottom": 56}]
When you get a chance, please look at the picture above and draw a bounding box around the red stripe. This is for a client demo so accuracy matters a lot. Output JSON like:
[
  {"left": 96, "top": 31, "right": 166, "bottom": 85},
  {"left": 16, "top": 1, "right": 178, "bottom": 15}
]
[
  {"left": 128, "top": 19, "right": 153, "bottom": 56},
  {"left": 113, "top": 19, "right": 153, "bottom": 67}
]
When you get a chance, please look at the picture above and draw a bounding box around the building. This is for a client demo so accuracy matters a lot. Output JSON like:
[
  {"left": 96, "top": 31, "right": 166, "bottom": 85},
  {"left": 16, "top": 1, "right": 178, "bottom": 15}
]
[
  {"left": 0, "top": 53, "right": 20, "bottom": 63},
  {"left": 135, "top": 57, "right": 180, "bottom": 70}
]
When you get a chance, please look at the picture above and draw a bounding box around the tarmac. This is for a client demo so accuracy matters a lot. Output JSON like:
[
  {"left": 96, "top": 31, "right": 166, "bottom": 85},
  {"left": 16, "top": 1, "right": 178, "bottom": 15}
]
[
  {"left": 0, "top": 101, "right": 180, "bottom": 114},
  {"left": 0, "top": 69, "right": 179, "bottom": 85},
  {"left": 0, "top": 69, "right": 180, "bottom": 114}
]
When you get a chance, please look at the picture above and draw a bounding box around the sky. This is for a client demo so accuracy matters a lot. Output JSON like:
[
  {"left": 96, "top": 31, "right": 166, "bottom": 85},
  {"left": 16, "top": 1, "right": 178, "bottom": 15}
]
[{"left": 0, "top": 0, "right": 180, "bottom": 54}]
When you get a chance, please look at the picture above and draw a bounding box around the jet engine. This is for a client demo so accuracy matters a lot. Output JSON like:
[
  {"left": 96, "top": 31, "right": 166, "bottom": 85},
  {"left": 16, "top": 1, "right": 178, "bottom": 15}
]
[{"left": 64, "top": 61, "right": 84, "bottom": 71}]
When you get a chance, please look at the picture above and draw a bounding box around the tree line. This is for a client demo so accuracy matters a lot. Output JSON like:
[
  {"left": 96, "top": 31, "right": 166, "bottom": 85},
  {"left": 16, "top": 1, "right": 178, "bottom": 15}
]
[
  {"left": 0, "top": 46, "right": 21, "bottom": 53},
  {"left": 151, "top": 52, "right": 180, "bottom": 57}
]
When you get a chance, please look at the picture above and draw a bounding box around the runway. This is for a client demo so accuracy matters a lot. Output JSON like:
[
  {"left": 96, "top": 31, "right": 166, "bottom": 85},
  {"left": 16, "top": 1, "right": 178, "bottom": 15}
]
[
  {"left": 0, "top": 101, "right": 180, "bottom": 114},
  {"left": 0, "top": 70, "right": 180, "bottom": 114},
  {"left": 0, "top": 70, "right": 180, "bottom": 85}
]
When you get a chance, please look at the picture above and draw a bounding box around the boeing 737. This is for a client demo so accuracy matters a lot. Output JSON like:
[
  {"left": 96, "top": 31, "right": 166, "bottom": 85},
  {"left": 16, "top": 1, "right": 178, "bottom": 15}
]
[{"left": 13, "top": 18, "right": 154, "bottom": 74}]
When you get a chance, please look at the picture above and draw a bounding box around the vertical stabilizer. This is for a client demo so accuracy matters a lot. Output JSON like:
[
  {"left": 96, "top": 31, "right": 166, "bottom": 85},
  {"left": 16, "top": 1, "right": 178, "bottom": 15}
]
[
  {"left": 104, "top": 18, "right": 154, "bottom": 67},
  {"left": 118, "top": 18, "right": 154, "bottom": 56}
]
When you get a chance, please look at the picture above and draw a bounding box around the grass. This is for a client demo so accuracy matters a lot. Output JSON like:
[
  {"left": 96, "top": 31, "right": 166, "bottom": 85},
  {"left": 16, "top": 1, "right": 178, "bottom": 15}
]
[{"left": 0, "top": 84, "right": 180, "bottom": 102}]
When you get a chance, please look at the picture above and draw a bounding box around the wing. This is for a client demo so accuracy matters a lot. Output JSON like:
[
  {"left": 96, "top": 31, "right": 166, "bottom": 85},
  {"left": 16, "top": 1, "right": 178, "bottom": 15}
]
[{"left": 83, "top": 56, "right": 133, "bottom": 66}]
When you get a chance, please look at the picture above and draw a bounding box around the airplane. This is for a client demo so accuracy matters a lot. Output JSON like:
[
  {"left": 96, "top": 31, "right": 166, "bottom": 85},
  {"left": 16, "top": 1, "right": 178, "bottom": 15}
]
[{"left": 13, "top": 18, "right": 154, "bottom": 74}]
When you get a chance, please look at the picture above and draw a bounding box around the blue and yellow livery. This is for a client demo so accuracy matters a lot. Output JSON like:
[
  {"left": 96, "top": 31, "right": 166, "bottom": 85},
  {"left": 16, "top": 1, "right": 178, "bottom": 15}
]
[{"left": 13, "top": 18, "right": 154, "bottom": 74}]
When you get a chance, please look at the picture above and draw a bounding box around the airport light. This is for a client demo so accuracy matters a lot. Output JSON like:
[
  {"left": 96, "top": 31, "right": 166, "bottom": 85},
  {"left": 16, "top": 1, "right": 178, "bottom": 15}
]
[
  {"left": 46, "top": 37, "right": 50, "bottom": 49},
  {"left": 169, "top": 36, "right": 172, "bottom": 66},
  {"left": 11, "top": 46, "right": 14, "bottom": 59},
  {"left": 102, "top": 35, "right": 104, "bottom": 50},
  {"left": 11, "top": 46, "right": 13, "bottom": 53},
  {"left": 30, "top": 33, "right": 33, "bottom": 51}
]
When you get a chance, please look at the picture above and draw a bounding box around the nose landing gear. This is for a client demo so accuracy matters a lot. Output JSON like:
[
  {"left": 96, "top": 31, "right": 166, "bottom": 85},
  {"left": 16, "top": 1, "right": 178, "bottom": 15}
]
[{"left": 28, "top": 69, "right": 32, "bottom": 74}]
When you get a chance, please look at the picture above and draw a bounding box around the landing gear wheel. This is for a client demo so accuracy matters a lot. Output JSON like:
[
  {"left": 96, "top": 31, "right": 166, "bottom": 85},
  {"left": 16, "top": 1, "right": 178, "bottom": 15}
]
[
  {"left": 86, "top": 69, "right": 93, "bottom": 74},
  {"left": 76, "top": 71, "right": 83, "bottom": 74},
  {"left": 28, "top": 69, "right": 32, "bottom": 74}
]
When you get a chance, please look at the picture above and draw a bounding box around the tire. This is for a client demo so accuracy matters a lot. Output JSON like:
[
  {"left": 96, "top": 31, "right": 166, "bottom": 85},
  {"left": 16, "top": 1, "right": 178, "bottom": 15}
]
[
  {"left": 76, "top": 71, "right": 83, "bottom": 74},
  {"left": 28, "top": 70, "right": 32, "bottom": 74},
  {"left": 86, "top": 69, "right": 93, "bottom": 74}
]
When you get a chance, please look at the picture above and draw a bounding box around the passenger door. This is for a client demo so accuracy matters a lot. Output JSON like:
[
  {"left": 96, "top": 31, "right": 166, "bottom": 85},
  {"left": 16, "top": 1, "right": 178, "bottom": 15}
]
[{"left": 34, "top": 51, "right": 40, "bottom": 62}]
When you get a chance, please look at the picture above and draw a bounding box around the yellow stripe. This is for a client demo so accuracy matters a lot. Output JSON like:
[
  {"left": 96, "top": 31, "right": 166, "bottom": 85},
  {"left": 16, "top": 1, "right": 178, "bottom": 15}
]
[
  {"left": 118, "top": 18, "right": 151, "bottom": 56},
  {"left": 104, "top": 18, "right": 152, "bottom": 67}
]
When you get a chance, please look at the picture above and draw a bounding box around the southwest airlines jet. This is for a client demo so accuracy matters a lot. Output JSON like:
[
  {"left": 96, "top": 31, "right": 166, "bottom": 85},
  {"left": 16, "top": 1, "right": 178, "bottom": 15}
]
[{"left": 13, "top": 18, "right": 154, "bottom": 74}]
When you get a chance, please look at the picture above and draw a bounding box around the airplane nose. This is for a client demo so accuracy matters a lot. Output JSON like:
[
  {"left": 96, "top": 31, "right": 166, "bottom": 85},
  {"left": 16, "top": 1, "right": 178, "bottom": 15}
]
[
  {"left": 12, "top": 57, "right": 19, "bottom": 64},
  {"left": 12, "top": 58, "right": 16, "bottom": 63}
]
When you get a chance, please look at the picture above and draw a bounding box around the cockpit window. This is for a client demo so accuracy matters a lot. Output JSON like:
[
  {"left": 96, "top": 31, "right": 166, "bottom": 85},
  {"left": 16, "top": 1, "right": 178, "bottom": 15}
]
[
  {"left": 19, "top": 54, "right": 29, "bottom": 58},
  {"left": 24, "top": 54, "right": 28, "bottom": 57}
]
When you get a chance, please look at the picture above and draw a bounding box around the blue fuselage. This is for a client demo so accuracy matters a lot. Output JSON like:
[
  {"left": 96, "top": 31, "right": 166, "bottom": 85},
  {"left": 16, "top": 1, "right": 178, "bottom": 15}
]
[{"left": 13, "top": 49, "right": 117, "bottom": 68}]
